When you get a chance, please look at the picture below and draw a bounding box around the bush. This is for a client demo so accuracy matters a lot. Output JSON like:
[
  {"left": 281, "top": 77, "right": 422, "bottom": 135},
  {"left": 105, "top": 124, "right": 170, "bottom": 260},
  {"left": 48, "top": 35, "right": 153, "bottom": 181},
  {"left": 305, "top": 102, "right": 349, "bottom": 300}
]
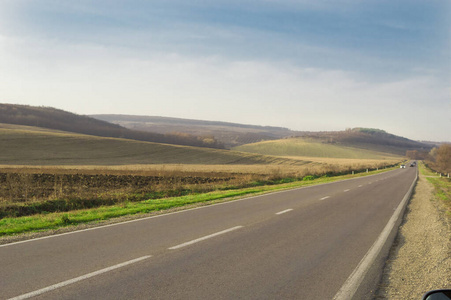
[{"left": 61, "top": 214, "right": 72, "bottom": 225}]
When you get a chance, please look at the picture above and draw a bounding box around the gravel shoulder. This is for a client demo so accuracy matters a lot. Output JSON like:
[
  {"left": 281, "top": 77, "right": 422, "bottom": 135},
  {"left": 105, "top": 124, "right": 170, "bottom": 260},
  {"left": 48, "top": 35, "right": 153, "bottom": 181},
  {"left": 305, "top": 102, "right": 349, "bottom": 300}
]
[{"left": 375, "top": 172, "right": 451, "bottom": 299}]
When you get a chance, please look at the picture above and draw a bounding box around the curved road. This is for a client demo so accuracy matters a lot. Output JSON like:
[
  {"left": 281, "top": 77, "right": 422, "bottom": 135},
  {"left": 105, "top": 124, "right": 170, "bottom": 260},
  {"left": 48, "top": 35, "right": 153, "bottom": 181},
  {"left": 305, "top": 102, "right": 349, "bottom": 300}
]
[{"left": 1, "top": 166, "right": 417, "bottom": 299}]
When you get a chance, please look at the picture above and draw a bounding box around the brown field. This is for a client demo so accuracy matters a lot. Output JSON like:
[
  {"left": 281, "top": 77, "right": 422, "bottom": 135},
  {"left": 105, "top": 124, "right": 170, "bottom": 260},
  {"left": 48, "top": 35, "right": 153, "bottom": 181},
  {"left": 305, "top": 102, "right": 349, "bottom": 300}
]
[{"left": 0, "top": 157, "right": 401, "bottom": 217}]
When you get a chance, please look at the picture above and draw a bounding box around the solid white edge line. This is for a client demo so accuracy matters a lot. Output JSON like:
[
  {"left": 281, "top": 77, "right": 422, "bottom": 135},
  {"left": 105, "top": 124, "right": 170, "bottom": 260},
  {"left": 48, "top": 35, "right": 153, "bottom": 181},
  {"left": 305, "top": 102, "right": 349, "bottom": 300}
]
[
  {"left": 8, "top": 255, "right": 151, "bottom": 300},
  {"left": 276, "top": 209, "right": 293, "bottom": 215},
  {"left": 333, "top": 170, "right": 418, "bottom": 300},
  {"left": 1, "top": 168, "right": 401, "bottom": 249},
  {"left": 168, "top": 226, "right": 243, "bottom": 250}
]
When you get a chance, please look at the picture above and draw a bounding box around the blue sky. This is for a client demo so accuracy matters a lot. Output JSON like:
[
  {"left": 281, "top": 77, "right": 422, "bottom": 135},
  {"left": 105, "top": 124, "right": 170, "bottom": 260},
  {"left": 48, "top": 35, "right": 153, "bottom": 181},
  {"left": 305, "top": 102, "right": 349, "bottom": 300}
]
[{"left": 0, "top": 0, "right": 450, "bottom": 141}]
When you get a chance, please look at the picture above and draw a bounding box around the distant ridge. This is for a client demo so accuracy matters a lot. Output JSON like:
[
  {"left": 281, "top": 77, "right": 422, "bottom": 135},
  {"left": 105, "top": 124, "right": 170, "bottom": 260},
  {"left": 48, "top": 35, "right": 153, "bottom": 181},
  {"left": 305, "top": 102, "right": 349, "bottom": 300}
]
[
  {"left": 292, "top": 128, "right": 432, "bottom": 155},
  {"left": 91, "top": 114, "right": 293, "bottom": 148},
  {"left": 91, "top": 114, "right": 289, "bottom": 131},
  {"left": 0, "top": 104, "right": 435, "bottom": 155},
  {"left": 0, "top": 104, "right": 224, "bottom": 149}
]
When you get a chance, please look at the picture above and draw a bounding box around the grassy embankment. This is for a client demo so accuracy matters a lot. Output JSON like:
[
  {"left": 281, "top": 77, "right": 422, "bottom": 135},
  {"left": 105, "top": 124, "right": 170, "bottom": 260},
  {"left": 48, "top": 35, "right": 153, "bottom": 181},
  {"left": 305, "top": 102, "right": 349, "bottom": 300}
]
[
  {"left": 419, "top": 162, "right": 451, "bottom": 218},
  {"left": 0, "top": 167, "right": 398, "bottom": 236}
]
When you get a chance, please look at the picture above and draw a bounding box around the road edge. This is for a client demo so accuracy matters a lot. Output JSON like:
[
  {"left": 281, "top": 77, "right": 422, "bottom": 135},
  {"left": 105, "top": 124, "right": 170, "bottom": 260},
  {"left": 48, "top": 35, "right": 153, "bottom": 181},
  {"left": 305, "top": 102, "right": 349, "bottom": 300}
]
[{"left": 333, "top": 168, "right": 418, "bottom": 300}]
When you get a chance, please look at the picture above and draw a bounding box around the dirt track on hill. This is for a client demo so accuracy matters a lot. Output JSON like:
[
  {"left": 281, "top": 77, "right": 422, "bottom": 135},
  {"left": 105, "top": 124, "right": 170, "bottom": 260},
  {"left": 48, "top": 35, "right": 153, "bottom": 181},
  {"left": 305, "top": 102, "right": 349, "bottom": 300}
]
[{"left": 375, "top": 174, "right": 451, "bottom": 299}]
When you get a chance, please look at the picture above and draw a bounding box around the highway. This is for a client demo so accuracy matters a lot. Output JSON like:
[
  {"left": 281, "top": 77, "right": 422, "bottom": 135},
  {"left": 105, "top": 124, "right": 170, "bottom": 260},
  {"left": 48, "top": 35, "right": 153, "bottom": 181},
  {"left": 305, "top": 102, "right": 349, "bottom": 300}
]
[{"left": 0, "top": 166, "right": 417, "bottom": 300}]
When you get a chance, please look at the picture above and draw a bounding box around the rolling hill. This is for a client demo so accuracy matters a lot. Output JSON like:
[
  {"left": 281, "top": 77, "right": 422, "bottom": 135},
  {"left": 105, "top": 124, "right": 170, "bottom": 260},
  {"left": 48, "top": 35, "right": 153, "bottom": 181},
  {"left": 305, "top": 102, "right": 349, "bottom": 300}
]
[
  {"left": 233, "top": 128, "right": 432, "bottom": 159},
  {"left": 0, "top": 104, "right": 224, "bottom": 149},
  {"left": 233, "top": 138, "right": 395, "bottom": 159},
  {"left": 90, "top": 114, "right": 294, "bottom": 148},
  {"left": 0, "top": 123, "right": 309, "bottom": 166},
  {"left": 0, "top": 104, "right": 432, "bottom": 161}
]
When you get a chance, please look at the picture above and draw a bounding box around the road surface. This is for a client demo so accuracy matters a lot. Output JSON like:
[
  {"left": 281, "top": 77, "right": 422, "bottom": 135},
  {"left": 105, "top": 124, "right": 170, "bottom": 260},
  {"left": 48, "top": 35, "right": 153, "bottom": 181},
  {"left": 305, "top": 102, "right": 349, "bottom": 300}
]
[{"left": 0, "top": 166, "right": 417, "bottom": 299}]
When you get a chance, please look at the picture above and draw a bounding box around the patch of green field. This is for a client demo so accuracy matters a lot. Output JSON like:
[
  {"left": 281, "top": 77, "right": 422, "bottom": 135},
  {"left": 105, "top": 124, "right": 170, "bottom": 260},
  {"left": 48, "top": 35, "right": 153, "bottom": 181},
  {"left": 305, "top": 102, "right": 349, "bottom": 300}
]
[
  {"left": 233, "top": 137, "right": 400, "bottom": 159},
  {"left": 0, "top": 124, "right": 308, "bottom": 166}
]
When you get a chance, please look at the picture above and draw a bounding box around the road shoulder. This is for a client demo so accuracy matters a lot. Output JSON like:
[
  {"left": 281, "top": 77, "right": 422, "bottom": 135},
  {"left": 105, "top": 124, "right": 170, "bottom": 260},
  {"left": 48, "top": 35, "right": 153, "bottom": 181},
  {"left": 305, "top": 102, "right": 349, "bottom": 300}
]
[{"left": 375, "top": 171, "right": 451, "bottom": 299}]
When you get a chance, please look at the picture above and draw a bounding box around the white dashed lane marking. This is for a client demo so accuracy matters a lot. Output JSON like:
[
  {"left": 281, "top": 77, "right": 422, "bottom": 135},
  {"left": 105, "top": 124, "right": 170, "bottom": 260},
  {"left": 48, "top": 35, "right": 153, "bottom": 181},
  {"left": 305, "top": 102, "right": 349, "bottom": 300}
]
[
  {"left": 168, "top": 226, "right": 244, "bottom": 250},
  {"left": 276, "top": 209, "right": 293, "bottom": 215}
]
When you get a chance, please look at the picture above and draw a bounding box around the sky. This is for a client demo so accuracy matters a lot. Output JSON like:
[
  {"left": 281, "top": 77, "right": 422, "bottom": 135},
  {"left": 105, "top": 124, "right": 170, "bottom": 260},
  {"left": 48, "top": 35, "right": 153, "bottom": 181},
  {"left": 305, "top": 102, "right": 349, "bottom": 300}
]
[{"left": 0, "top": 0, "right": 450, "bottom": 141}]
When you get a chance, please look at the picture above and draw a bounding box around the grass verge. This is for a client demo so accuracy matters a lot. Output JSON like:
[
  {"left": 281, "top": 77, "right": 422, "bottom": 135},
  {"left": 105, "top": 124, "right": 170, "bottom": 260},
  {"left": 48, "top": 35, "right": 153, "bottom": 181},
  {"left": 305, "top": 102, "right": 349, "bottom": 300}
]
[
  {"left": 0, "top": 167, "right": 395, "bottom": 236},
  {"left": 419, "top": 162, "right": 451, "bottom": 218}
]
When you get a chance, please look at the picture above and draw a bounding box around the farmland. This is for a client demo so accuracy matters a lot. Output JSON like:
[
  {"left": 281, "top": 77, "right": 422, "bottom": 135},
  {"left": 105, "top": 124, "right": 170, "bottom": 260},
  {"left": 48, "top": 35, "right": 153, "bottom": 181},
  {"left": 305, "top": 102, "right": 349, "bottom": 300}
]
[
  {"left": 0, "top": 164, "right": 400, "bottom": 236},
  {"left": 0, "top": 123, "right": 404, "bottom": 236},
  {"left": 0, "top": 124, "right": 307, "bottom": 166}
]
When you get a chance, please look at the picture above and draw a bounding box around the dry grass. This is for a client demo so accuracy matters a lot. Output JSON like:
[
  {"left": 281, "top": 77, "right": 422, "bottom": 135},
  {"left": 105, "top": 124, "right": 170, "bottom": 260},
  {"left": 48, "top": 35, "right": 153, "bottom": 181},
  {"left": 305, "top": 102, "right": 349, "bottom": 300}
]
[
  {"left": 0, "top": 156, "right": 400, "bottom": 177},
  {"left": 0, "top": 157, "right": 400, "bottom": 207},
  {"left": 0, "top": 163, "right": 402, "bottom": 236}
]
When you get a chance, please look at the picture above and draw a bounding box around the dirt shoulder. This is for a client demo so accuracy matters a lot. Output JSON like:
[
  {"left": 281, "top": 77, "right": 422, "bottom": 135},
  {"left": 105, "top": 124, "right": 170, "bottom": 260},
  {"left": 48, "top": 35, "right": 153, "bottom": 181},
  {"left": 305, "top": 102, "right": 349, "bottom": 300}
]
[{"left": 375, "top": 172, "right": 451, "bottom": 299}]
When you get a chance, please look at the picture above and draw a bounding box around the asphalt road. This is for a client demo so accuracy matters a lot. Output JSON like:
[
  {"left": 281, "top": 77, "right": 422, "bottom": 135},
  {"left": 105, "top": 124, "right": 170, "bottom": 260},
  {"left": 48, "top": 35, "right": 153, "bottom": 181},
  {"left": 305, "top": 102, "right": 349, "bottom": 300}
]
[{"left": 1, "top": 166, "right": 417, "bottom": 300}]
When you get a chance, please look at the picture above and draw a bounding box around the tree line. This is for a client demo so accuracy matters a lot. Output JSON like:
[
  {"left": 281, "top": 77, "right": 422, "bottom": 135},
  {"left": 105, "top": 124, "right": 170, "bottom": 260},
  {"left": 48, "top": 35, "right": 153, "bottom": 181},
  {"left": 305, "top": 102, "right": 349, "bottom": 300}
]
[{"left": 407, "top": 144, "right": 451, "bottom": 174}]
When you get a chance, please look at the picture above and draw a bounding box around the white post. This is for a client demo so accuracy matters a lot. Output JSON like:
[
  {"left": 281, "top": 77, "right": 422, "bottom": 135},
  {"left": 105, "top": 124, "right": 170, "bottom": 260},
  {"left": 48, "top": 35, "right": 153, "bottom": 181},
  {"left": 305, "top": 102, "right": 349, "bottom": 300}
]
[
  {"left": 352, "top": 171, "right": 354, "bottom": 175},
  {"left": 366, "top": 169, "right": 368, "bottom": 173}
]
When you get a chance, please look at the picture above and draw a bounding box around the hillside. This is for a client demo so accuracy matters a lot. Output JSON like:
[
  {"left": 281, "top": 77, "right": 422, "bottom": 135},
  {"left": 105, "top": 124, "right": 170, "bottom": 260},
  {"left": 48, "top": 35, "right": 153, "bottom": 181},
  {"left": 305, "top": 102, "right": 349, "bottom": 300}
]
[
  {"left": 0, "top": 104, "right": 224, "bottom": 149},
  {"left": 300, "top": 128, "right": 431, "bottom": 153},
  {"left": 233, "top": 138, "right": 396, "bottom": 159},
  {"left": 233, "top": 128, "right": 432, "bottom": 159},
  {"left": 91, "top": 114, "right": 294, "bottom": 148},
  {"left": 0, "top": 123, "right": 308, "bottom": 166}
]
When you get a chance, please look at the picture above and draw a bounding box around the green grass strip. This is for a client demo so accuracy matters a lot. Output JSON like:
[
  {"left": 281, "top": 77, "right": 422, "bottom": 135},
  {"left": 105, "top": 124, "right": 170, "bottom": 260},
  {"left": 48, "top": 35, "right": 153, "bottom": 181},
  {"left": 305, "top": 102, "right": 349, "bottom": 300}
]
[
  {"left": 0, "top": 167, "right": 395, "bottom": 236},
  {"left": 419, "top": 162, "right": 450, "bottom": 216}
]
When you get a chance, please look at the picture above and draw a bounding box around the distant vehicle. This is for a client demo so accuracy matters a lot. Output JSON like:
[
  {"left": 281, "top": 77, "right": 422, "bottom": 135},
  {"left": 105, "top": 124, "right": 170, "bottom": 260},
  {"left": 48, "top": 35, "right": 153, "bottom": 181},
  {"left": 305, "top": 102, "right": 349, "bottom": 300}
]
[
  {"left": 400, "top": 165, "right": 406, "bottom": 168},
  {"left": 410, "top": 163, "right": 415, "bottom": 167}
]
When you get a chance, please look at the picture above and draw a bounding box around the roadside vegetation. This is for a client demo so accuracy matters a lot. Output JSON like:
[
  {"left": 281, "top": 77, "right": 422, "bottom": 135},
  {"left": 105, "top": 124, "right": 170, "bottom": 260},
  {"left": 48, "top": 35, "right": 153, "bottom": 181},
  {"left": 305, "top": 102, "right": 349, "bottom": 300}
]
[
  {"left": 419, "top": 161, "right": 451, "bottom": 218},
  {"left": 407, "top": 143, "right": 450, "bottom": 176},
  {"left": 0, "top": 163, "right": 399, "bottom": 236},
  {"left": 410, "top": 144, "right": 450, "bottom": 217}
]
